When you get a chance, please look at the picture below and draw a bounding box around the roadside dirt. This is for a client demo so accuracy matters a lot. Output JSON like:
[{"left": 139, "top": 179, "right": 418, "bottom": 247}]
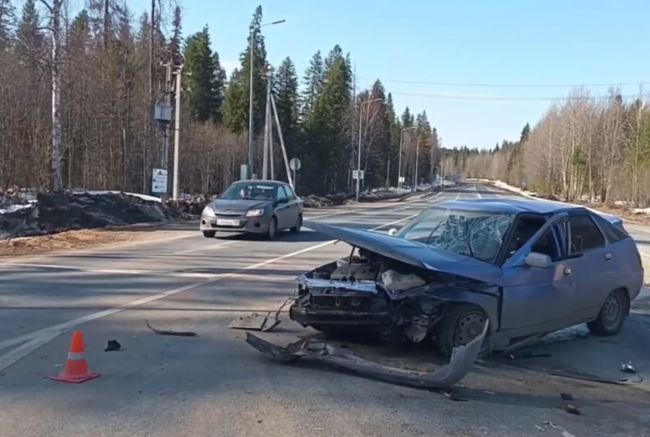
[{"left": 0, "top": 228, "right": 155, "bottom": 256}]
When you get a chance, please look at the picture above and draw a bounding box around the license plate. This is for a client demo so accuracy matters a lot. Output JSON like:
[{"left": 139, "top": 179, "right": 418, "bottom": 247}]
[{"left": 216, "top": 219, "right": 240, "bottom": 227}]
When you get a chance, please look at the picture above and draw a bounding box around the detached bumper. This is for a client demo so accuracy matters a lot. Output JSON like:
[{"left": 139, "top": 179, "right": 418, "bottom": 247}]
[{"left": 200, "top": 214, "right": 268, "bottom": 234}]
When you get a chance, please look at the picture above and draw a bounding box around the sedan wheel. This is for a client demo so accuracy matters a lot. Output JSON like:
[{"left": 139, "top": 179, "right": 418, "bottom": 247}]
[
  {"left": 202, "top": 230, "right": 216, "bottom": 238},
  {"left": 267, "top": 217, "right": 278, "bottom": 240},
  {"left": 587, "top": 289, "right": 627, "bottom": 336},
  {"left": 435, "top": 305, "right": 489, "bottom": 358}
]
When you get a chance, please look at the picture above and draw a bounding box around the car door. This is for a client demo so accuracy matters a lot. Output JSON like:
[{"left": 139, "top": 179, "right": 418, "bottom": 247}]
[
  {"left": 284, "top": 185, "right": 301, "bottom": 227},
  {"left": 274, "top": 186, "right": 292, "bottom": 229},
  {"left": 563, "top": 213, "right": 617, "bottom": 320},
  {"left": 500, "top": 216, "right": 576, "bottom": 337}
]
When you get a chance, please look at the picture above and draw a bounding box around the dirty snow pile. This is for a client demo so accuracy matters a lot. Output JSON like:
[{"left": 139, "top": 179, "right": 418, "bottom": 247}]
[
  {"left": 0, "top": 191, "right": 176, "bottom": 240},
  {"left": 302, "top": 188, "right": 412, "bottom": 208}
]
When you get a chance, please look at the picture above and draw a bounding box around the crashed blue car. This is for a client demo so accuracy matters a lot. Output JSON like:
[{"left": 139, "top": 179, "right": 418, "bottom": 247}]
[{"left": 290, "top": 199, "right": 644, "bottom": 356}]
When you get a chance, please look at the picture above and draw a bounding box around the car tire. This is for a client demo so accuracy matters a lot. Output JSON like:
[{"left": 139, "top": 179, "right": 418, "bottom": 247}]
[
  {"left": 267, "top": 217, "right": 278, "bottom": 240},
  {"left": 291, "top": 214, "right": 302, "bottom": 233},
  {"left": 202, "top": 230, "right": 216, "bottom": 238},
  {"left": 435, "top": 305, "right": 489, "bottom": 358},
  {"left": 587, "top": 289, "right": 628, "bottom": 336}
]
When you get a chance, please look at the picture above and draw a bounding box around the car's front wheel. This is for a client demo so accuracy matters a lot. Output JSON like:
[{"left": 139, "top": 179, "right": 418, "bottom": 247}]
[
  {"left": 587, "top": 289, "right": 628, "bottom": 336},
  {"left": 202, "top": 230, "right": 216, "bottom": 238},
  {"left": 267, "top": 217, "right": 278, "bottom": 240},
  {"left": 435, "top": 305, "right": 489, "bottom": 358}
]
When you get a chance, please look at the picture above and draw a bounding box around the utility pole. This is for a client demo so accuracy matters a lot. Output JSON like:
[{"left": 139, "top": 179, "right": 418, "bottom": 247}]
[
  {"left": 356, "top": 97, "right": 384, "bottom": 202},
  {"left": 172, "top": 58, "right": 183, "bottom": 200},
  {"left": 247, "top": 25, "right": 255, "bottom": 178},
  {"left": 270, "top": 93, "right": 293, "bottom": 187},
  {"left": 398, "top": 126, "right": 416, "bottom": 193},
  {"left": 247, "top": 19, "right": 286, "bottom": 179},
  {"left": 262, "top": 68, "right": 272, "bottom": 180},
  {"left": 413, "top": 137, "right": 420, "bottom": 192}
]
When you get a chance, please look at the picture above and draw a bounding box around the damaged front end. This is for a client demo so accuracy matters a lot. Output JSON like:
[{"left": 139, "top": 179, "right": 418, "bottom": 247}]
[{"left": 289, "top": 243, "right": 500, "bottom": 356}]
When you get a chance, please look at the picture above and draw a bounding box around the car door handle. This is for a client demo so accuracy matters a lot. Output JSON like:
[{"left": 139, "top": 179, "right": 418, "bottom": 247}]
[
  {"left": 563, "top": 266, "right": 572, "bottom": 276},
  {"left": 604, "top": 253, "right": 613, "bottom": 261}
]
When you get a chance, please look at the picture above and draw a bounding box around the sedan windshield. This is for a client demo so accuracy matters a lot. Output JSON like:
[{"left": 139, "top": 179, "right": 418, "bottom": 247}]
[
  {"left": 221, "top": 183, "right": 276, "bottom": 201},
  {"left": 396, "top": 207, "right": 515, "bottom": 263}
]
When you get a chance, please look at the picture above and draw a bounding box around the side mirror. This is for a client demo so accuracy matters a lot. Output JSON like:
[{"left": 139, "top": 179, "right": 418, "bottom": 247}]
[
  {"left": 388, "top": 228, "right": 398, "bottom": 236},
  {"left": 524, "top": 252, "right": 552, "bottom": 268}
]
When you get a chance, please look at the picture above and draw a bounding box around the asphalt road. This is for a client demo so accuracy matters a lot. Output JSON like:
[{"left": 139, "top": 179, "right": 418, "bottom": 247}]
[{"left": 1, "top": 183, "right": 649, "bottom": 437}]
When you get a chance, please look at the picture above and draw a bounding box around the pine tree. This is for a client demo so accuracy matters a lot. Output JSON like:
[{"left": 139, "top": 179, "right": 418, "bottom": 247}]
[
  {"left": 401, "top": 107, "right": 414, "bottom": 128},
  {"left": 223, "top": 5, "right": 268, "bottom": 136},
  {"left": 273, "top": 57, "right": 299, "bottom": 159},
  {"left": 184, "top": 26, "right": 225, "bottom": 122},
  {"left": 303, "top": 48, "right": 352, "bottom": 193},
  {"left": 301, "top": 50, "right": 323, "bottom": 119},
  {"left": 0, "top": 0, "right": 15, "bottom": 49},
  {"left": 168, "top": 5, "right": 182, "bottom": 65}
]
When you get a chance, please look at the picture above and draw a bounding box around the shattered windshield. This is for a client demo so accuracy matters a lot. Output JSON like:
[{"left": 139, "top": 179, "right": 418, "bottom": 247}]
[
  {"left": 221, "top": 183, "right": 276, "bottom": 201},
  {"left": 396, "top": 207, "right": 514, "bottom": 263}
]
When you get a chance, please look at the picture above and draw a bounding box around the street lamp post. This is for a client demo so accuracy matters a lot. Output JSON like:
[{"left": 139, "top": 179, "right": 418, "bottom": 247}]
[
  {"left": 356, "top": 97, "right": 384, "bottom": 202},
  {"left": 398, "top": 126, "right": 416, "bottom": 193},
  {"left": 247, "top": 19, "right": 285, "bottom": 179}
]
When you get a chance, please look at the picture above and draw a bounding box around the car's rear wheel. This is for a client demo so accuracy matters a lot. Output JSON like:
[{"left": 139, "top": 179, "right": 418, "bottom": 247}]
[
  {"left": 291, "top": 214, "right": 302, "bottom": 233},
  {"left": 202, "top": 230, "right": 216, "bottom": 238},
  {"left": 587, "top": 289, "right": 628, "bottom": 336},
  {"left": 435, "top": 305, "right": 489, "bottom": 358},
  {"left": 267, "top": 217, "right": 278, "bottom": 240}
]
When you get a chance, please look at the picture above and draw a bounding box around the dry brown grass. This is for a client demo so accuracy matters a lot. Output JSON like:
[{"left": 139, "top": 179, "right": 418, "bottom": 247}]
[{"left": 0, "top": 229, "right": 141, "bottom": 256}]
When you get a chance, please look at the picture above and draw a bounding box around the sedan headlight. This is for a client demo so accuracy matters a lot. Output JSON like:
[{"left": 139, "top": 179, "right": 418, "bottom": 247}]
[
  {"left": 246, "top": 208, "right": 265, "bottom": 217},
  {"left": 202, "top": 205, "right": 216, "bottom": 217}
]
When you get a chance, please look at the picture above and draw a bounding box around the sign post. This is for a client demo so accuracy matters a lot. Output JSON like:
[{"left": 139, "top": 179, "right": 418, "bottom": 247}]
[
  {"left": 289, "top": 157, "right": 301, "bottom": 191},
  {"left": 151, "top": 169, "right": 168, "bottom": 196}
]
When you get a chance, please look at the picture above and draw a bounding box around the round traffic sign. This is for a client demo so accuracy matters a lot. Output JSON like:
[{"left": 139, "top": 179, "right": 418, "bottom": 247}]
[{"left": 289, "top": 157, "right": 302, "bottom": 171}]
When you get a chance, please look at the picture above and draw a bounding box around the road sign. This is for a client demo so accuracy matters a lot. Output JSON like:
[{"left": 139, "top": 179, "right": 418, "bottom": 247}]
[
  {"left": 398, "top": 176, "right": 405, "bottom": 183},
  {"left": 289, "top": 157, "right": 302, "bottom": 171},
  {"left": 151, "top": 168, "right": 168, "bottom": 194},
  {"left": 352, "top": 170, "right": 365, "bottom": 180}
]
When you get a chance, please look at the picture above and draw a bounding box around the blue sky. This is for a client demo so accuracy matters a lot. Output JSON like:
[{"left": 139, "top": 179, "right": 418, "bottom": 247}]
[{"left": 126, "top": 0, "right": 650, "bottom": 149}]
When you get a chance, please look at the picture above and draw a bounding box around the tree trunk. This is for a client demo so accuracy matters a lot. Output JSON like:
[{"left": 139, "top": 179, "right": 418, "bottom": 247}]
[{"left": 49, "top": 0, "right": 64, "bottom": 192}]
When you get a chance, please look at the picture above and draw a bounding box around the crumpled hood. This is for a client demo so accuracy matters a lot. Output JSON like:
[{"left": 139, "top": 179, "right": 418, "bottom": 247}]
[
  {"left": 211, "top": 198, "right": 271, "bottom": 214},
  {"left": 306, "top": 222, "right": 502, "bottom": 285}
]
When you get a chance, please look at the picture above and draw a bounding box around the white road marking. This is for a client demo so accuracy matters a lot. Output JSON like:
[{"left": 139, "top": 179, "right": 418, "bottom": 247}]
[
  {"left": 474, "top": 185, "right": 483, "bottom": 199},
  {"left": 0, "top": 209, "right": 420, "bottom": 371}
]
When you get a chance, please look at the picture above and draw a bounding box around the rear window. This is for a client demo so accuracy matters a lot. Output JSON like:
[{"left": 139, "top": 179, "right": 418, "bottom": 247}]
[
  {"left": 591, "top": 213, "right": 629, "bottom": 243},
  {"left": 569, "top": 215, "right": 605, "bottom": 253}
]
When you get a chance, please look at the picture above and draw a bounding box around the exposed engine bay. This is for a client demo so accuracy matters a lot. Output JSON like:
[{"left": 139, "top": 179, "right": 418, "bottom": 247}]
[{"left": 289, "top": 245, "right": 497, "bottom": 355}]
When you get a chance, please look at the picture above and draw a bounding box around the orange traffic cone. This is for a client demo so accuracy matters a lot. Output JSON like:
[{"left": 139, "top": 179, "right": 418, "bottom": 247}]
[{"left": 50, "top": 330, "right": 100, "bottom": 383}]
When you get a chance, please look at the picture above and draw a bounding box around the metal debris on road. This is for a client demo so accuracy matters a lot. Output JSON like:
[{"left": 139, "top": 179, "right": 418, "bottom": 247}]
[
  {"left": 564, "top": 404, "right": 581, "bottom": 415},
  {"left": 104, "top": 339, "right": 122, "bottom": 351},
  {"left": 245, "top": 321, "right": 488, "bottom": 389},
  {"left": 145, "top": 320, "right": 197, "bottom": 337},
  {"left": 228, "top": 298, "right": 294, "bottom": 332}
]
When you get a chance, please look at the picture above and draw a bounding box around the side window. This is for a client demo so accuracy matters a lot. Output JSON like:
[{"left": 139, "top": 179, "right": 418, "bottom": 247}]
[
  {"left": 284, "top": 186, "right": 296, "bottom": 199},
  {"left": 532, "top": 230, "right": 559, "bottom": 260},
  {"left": 569, "top": 215, "right": 605, "bottom": 253},
  {"left": 277, "top": 186, "right": 289, "bottom": 201},
  {"left": 505, "top": 216, "right": 546, "bottom": 259},
  {"left": 591, "top": 213, "right": 628, "bottom": 243}
]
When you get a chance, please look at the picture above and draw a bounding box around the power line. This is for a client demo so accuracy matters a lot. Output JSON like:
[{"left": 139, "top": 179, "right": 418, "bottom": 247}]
[
  {"left": 390, "top": 91, "right": 644, "bottom": 102},
  {"left": 358, "top": 77, "right": 649, "bottom": 89}
]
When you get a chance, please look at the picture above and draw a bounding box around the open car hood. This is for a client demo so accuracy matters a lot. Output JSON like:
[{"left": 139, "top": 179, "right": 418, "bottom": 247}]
[{"left": 306, "top": 222, "right": 502, "bottom": 285}]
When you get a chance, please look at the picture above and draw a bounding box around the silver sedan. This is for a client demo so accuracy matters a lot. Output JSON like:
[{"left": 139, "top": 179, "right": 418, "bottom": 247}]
[{"left": 200, "top": 180, "right": 303, "bottom": 239}]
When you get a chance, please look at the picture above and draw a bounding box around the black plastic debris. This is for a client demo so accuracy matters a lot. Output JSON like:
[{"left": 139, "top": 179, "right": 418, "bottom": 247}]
[
  {"left": 560, "top": 392, "right": 574, "bottom": 401},
  {"left": 104, "top": 339, "right": 122, "bottom": 351},
  {"left": 621, "top": 361, "right": 637, "bottom": 374}
]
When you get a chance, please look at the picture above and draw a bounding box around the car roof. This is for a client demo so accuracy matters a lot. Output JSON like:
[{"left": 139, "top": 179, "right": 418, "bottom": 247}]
[
  {"left": 231, "top": 180, "right": 288, "bottom": 186},
  {"left": 434, "top": 198, "right": 586, "bottom": 215}
]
